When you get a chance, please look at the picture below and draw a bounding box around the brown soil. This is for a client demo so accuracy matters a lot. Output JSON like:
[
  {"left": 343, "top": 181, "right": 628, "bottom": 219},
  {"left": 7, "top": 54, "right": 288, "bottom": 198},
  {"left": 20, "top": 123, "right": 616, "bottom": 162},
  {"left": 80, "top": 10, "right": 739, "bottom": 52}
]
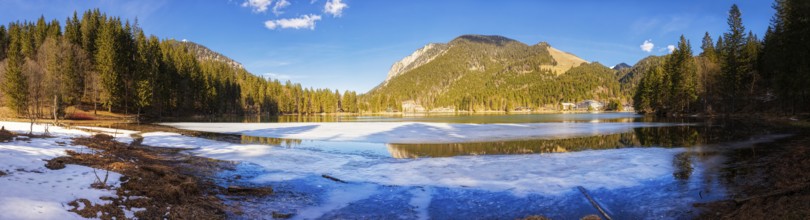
[
  {"left": 0, "top": 126, "right": 13, "bottom": 142},
  {"left": 695, "top": 131, "right": 810, "bottom": 219},
  {"left": 52, "top": 134, "right": 239, "bottom": 219}
]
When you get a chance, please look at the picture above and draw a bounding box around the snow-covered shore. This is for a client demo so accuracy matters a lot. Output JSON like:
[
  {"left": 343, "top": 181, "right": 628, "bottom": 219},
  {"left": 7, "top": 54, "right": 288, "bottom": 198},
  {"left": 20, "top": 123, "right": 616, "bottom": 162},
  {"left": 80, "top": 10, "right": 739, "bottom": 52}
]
[
  {"left": 0, "top": 122, "right": 122, "bottom": 220},
  {"left": 161, "top": 121, "right": 676, "bottom": 143}
]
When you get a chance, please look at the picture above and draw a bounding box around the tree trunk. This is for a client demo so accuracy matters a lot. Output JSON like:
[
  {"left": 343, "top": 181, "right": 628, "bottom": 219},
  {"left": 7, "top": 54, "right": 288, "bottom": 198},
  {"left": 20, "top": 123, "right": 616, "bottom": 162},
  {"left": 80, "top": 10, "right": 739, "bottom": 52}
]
[{"left": 53, "top": 95, "right": 59, "bottom": 125}]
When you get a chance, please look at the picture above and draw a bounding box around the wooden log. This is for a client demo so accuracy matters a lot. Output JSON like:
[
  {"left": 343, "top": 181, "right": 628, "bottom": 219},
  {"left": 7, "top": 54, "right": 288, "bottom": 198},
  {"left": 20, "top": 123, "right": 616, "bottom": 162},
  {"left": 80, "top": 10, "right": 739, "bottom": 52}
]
[{"left": 577, "top": 186, "right": 613, "bottom": 220}]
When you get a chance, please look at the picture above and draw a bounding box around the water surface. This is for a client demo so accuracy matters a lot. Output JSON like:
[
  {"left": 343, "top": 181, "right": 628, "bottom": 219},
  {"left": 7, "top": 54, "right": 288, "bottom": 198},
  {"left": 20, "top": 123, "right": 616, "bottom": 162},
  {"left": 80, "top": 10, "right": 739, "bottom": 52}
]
[{"left": 153, "top": 114, "right": 787, "bottom": 219}]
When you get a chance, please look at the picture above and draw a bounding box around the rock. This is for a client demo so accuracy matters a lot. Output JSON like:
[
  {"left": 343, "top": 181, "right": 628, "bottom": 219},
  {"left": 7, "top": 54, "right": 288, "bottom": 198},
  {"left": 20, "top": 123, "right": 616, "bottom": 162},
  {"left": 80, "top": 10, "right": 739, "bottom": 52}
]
[
  {"left": 0, "top": 170, "right": 6, "bottom": 177},
  {"left": 383, "top": 43, "right": 449, "bottom": 86}
]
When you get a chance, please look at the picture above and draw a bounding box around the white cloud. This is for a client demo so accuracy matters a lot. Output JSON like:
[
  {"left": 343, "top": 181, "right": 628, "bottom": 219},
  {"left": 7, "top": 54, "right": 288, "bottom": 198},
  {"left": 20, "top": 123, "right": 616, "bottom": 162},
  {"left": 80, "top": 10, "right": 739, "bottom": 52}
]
[
  {"left": 242, "top": 0, "right": 273, "bottom": 13},
  {"left": 272, "top": 0, "right": 290, "bottom": 15},
  {"left": 324, "top": 0, "right": 348, "bottom": 17},
  {"left": 640, "top": 39, "right": 654, "bottom": 53},
  {"left": 264, "top": 14, "right": 323, "bottom": 30},
  {"left": 263, "top": 72, "right": 308, "bottom": 80},
  {"left": 667, "top": 45, "right": 676, "bottom": 53},
  {"left": 263, "top": 73, "right": 292, "bottom": 80}
]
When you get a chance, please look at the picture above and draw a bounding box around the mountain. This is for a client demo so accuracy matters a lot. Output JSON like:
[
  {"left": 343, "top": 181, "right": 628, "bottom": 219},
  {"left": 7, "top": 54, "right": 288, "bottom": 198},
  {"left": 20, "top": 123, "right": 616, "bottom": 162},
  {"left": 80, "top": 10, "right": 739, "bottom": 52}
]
[
  {"left": 364, "top": 34, "right": 623, "bottom": 112},
  {"left": 612, "top": 63, "right": 631, "bottom": 70},
  {"left": 173, "top": 40, "right": 245, "bottom": 70},
  {"left": 383, "top": 43, "right": 449, "bottom": 87},
  {"left": 617, "top": 56, "right": 665, "bottom": 97}
]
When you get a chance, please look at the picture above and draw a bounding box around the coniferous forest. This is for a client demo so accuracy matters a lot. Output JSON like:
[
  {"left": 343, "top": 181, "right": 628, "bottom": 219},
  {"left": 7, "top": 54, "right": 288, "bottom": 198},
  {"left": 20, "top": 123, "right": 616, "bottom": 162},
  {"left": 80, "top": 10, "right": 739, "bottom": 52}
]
[
  {"left": 634, "top": 1, "right": 810, "bottom": 116},
  {"left": 0, "top": 9, "right": 361, "bottom": 121}
]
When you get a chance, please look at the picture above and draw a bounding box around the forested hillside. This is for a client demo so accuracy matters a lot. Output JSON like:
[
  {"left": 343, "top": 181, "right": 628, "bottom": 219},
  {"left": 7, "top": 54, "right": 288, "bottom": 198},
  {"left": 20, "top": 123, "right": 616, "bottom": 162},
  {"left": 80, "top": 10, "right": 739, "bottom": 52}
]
[
  {"left": 0, "top": 9, "right": 360, "bottom": 121},
  {"left": 363, "top": 35, "right": 626, "bottom": 112},
  {"left": 617, "top": 56, "right": 665, "bottom": 99},
  {"left": 634, "top": 1, "right": 810, "bottom": 115}
]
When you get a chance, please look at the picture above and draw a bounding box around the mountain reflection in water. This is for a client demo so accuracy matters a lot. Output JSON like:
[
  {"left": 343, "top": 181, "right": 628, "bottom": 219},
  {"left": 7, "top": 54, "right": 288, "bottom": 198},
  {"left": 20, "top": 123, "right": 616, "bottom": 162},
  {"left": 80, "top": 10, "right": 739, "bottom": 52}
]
[{"left": 232, "top": 119, "right": 777, "bottom": 159}]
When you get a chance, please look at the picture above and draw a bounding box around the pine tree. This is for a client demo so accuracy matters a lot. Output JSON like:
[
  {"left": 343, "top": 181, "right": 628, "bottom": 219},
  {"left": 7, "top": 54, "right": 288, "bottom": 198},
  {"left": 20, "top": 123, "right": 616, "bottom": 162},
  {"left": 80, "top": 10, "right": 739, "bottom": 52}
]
[
  {"left": 0, "top": 25, "right": 7, "bottom": 60},
  {"left": 64, "top": 12, "right": 82, "bottom": 46},
  {"left": 742, "top": 32, "right": 761, "bottom": 96},
  {"left": 700, "top": 32, "right": 718, "bottom": 63},
  {"left": 721, "top": 4, "right": 747, "bottom": 112},
  {"left": 2, "top": 25, "right": 29, "bottom": 117},
  {"left": 80, "top": 9, "right": 101, "bottom": 60},
  {"left": 95, "top": 18, "right": 122, "bottom": 112}
]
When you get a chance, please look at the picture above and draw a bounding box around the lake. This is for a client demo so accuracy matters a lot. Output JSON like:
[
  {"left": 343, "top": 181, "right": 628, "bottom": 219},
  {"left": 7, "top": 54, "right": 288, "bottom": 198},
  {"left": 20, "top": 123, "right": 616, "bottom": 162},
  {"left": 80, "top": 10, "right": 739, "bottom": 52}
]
[{"left": 149, "top": 113, "right": 787, "bottom": 219}]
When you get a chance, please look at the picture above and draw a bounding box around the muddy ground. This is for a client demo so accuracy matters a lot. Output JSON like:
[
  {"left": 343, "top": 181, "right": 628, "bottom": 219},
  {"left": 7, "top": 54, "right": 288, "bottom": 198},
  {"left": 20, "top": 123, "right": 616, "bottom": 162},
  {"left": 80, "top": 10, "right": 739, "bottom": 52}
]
[
  {"left": 45, "top": 133, "right": 275, "bottom": 220},
  {"left": 696, "top": 128, "right": 810, "bottom": 219}
]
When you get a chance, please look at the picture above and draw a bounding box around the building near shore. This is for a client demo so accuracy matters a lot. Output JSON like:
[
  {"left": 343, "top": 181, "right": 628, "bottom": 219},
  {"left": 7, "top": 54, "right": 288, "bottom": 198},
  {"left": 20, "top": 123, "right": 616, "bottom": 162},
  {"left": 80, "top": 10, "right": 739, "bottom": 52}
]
[
  {"left": 576, "top": 100, "right": 604, "bottom": 111},
  {"left": 561, "top": 103, "right": 576, "bottom": 110}
]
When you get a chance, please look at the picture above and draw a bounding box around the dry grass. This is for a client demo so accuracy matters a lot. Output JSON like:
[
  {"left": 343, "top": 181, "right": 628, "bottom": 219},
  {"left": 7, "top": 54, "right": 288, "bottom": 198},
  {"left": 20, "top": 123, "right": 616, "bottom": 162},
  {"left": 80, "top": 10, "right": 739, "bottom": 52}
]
[
  {"left": 52, "top": 134, "right": 232, "bottom": 219},
  {"left": 0, "top": 126, "right": 14, "bottom": 142},
  {"left": 540, "top": 46, "right": 588, "bottom": 75}
]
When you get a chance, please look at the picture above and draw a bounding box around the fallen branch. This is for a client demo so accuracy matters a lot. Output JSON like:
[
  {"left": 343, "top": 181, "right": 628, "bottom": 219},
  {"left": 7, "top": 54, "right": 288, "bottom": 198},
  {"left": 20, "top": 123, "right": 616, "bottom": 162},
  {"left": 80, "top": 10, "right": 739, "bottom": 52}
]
[
  {"left": 577, "top": 186, "right": 612, "bottom": 220},
  {"left": 322, "top": 174, "right": 347, "bottom": 183}
]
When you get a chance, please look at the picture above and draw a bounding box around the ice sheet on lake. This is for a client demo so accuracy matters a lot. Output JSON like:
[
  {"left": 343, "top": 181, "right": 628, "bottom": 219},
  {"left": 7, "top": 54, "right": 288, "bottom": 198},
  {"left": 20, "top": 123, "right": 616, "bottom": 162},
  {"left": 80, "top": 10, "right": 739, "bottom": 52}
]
[
  {"left": 138, "top": 126, "right": 789, "bottom": 218},
  {"left": 141, "top": 131, "right": 682, "bottom": 195},
  {"left": 0, "top": 122, "right": 122, "bottom": 220},
  {"left": 161, "top": 121, "right": 676, "bottom": 143}
]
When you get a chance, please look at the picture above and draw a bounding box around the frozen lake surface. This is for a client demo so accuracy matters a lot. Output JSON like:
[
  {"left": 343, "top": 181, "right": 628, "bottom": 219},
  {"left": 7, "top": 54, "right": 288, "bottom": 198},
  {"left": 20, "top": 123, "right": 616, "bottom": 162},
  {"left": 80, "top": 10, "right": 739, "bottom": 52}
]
[
  {"left": 161, "top": 121, "right": 678, "bottom": 144},
  {"left": 156, "top": 113, "right": 785, "bottom": 219}
]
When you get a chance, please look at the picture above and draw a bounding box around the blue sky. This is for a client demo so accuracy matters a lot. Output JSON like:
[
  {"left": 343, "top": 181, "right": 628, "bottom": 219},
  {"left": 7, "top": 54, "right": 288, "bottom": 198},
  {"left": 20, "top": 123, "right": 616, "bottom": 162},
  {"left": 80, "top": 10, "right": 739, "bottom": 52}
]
[{"left": 1, "top": 0, "right": 775, "bottom": 93}]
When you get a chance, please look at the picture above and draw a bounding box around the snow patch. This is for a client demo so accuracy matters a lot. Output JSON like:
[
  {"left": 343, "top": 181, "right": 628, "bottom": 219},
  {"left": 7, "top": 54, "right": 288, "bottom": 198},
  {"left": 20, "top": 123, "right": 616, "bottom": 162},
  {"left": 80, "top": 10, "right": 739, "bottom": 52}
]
[{"left": 0, "top": 122, "right": 122, "bottom": 220}]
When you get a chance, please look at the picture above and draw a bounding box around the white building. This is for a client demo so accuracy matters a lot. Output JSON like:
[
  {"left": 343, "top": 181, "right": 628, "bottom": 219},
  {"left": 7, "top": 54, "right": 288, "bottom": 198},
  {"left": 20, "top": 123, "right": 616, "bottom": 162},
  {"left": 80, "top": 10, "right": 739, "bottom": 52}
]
[
  {"left": 576, "top": 100, "right": 604, "bottom": 111},
  {"left": 561, "top": 102, "right": 576, "bottom": 110},
  {"left": 402, "top": 100, "right": 426, "bottom": 113}
]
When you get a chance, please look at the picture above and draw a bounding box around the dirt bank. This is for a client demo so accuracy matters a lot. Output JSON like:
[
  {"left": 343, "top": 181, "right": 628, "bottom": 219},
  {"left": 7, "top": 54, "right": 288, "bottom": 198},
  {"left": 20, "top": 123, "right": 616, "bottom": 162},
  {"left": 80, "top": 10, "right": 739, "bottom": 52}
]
[{"left": 696, "top": 130, "right": 810, "bottom": 219}]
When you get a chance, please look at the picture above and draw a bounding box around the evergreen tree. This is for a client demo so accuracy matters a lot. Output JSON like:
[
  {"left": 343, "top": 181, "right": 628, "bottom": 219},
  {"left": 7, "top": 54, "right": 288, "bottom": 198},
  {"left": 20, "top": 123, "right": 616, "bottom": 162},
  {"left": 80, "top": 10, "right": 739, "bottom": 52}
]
[
  {"left": 0, "top": 25, "right": 7, "bottom": 60},
  {"left": 2, "top": 25, "right": 29, "bottom": 117},
  {"left": 95, "top": 17, "right": 122, "bottom": 111},
  {"left": 721, "top": 4, "right": 747, "bottom": 112},
  {"left": 80, "top": 9, "right": 101, "bottom": 60},
  {"left": 667, "top": 36, "right": 698, "bottom": 113},
  {"left": 64, "top": 12, "right": 82, "bottom": 46},
  {"left": 742, "top": 32, "right": 761, "bottom": 96},
  {"left": 700, "top": 32, "right": 718, "bottom": 62}
]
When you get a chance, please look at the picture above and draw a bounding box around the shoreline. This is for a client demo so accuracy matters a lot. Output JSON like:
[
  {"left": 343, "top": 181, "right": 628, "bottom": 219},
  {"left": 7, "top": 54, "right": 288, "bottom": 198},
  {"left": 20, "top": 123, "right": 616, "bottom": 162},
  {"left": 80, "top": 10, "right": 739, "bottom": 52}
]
[{"left": 696, "top": 128, "right": 810, "bottom": 219}]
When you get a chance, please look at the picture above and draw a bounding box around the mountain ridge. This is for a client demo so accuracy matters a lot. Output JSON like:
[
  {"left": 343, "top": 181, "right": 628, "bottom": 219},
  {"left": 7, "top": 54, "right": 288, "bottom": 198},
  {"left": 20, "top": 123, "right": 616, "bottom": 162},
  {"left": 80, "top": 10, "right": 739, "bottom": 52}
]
[{"left": 364, "top": 34, "right": 623, "bottom": 112}]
